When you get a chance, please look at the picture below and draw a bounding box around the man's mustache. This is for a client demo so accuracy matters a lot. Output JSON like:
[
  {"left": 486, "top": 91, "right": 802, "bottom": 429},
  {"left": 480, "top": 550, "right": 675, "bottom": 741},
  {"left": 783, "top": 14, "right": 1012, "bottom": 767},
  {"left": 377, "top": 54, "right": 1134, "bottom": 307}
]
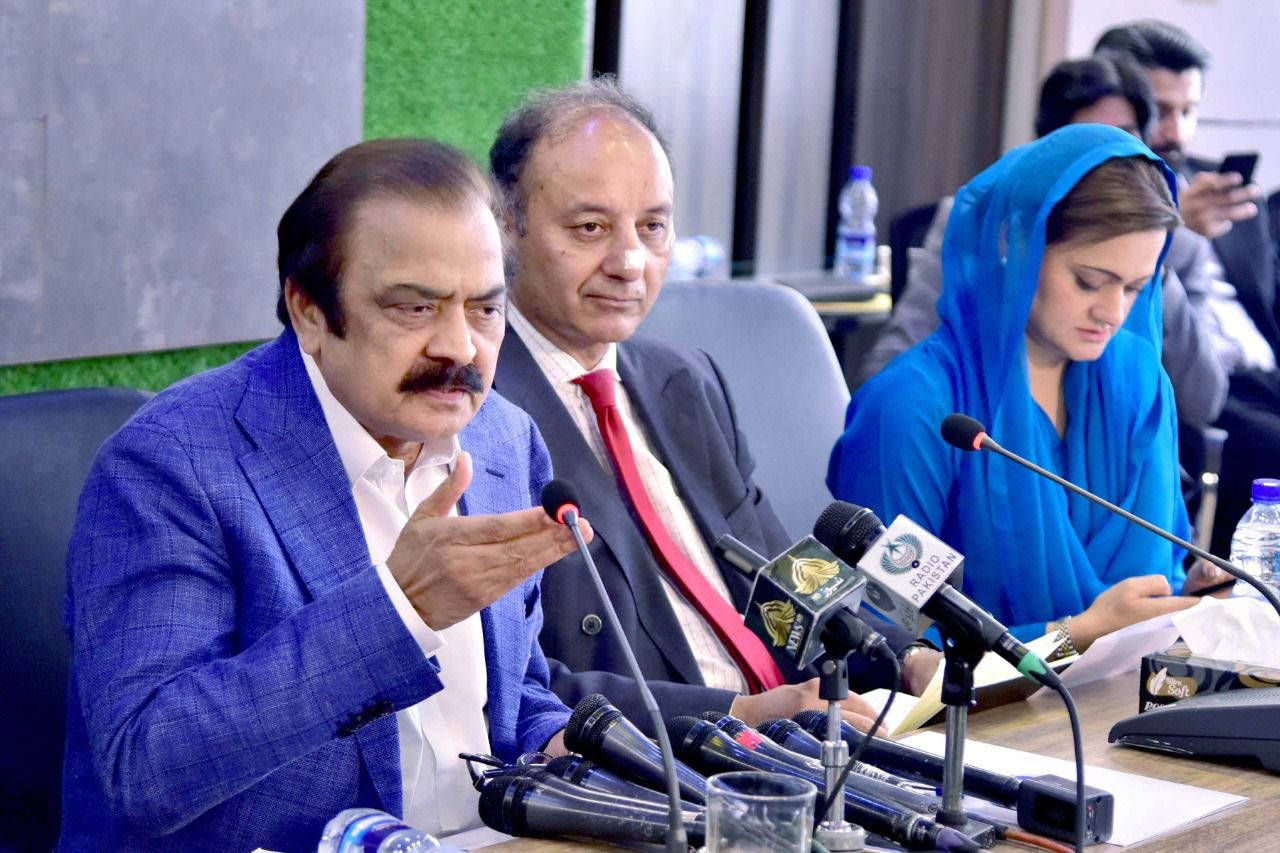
[{"left": 397, "top": 360, "right": 485, "bottom": 394}]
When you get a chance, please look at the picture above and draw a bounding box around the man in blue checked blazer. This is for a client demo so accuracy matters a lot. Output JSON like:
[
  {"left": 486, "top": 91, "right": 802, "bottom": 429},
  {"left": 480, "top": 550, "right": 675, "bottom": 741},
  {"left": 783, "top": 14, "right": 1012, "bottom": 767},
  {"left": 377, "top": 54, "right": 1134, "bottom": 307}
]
[{"left": 59, "top": 140, "right": 587, "bottom": 852}]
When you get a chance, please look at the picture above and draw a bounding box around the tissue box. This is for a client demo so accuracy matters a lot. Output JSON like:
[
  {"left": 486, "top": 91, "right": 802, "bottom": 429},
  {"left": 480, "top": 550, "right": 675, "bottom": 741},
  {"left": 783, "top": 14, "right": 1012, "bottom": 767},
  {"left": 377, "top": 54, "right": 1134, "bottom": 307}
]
[{"left": 1138, "top": 643, "right": 1280, "bottom": 713}]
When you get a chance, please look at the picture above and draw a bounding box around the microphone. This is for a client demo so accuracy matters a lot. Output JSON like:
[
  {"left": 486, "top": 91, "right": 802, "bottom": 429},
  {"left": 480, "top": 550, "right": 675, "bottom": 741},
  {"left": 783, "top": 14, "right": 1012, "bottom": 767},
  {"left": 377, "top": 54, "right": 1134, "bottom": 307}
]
[
  {"left": 939, "top": 413, "right": 1280, "bottom": 616},
  {"left": 792, "top": 710, "right": 1113, "bottom": 844},
  {"left": 478, "top": 772, "right": 706, "bottom": 848},
  {"left": 563, "top": 694, "right": 708, "bottom": 805},
  {"left": 755, "top": 718, "right": 920, "bottom": 789},
  {"left": 666, "top": 717, "right": 980, "bottom": 853},
  {"left": 813, "top": 502, "right": 1061, "bottom": 688},
  {"left": 714, "top": 533, "right": 893, "bottom": 668},
  {"left": 702, "top": 714, "right": 945, "bottom": 818},
  {"left": 541, "top": 755, "right": 697, "bottom": 809},
  {"left": 542, "top": 480, "right": 690, "bottom": 853}
]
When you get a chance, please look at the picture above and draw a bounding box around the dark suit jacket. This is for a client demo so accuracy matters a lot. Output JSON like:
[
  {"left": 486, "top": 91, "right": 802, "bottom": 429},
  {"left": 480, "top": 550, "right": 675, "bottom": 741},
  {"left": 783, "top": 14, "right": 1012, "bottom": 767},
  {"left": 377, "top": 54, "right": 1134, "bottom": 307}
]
[
  {"left": 1188, "top": 156, "right": 1280, "bottom": 354},
  {"left": 494, "top": 329, "right": 908, "bottom": 728},
  {"left": 60, "top": 332, "right": 569, "bottom": 853}
]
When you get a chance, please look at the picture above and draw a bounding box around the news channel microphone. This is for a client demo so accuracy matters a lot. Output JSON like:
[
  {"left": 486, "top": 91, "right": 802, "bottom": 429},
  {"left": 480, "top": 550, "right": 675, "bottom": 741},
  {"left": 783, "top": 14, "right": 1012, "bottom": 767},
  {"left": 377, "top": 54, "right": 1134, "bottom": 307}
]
[
  {"left": 713, "top": 533, "right": 893, "bottom": 668},
  {"left": 812, "top": 502, "right": 1060, "bottom": 688},
  {"left": 939, "top": 412, "right": 1280, "bottom": 618},
  {"left": 562, "top": 693, "right": 708, "bottom": 805},
  {"left": 477, "top": 771, "right": 706, "bottom": 849},
  {"left": 541, "top": 754, "right": 707, "bottom": 812},
  {"left": 666, "top": 717, "right": 979, "bottom": 853},
  {"left": 541, "top": 480, "right": 689, "bottom": 853},
  {"left": 791, "top": 711, "right": 1113, "bottom": 845}
]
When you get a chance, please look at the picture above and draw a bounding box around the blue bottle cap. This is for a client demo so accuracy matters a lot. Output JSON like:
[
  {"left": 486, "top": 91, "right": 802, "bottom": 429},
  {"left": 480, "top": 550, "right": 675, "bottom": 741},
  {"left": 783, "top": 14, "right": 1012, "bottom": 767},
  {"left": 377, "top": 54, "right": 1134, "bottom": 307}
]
[
  {"left": 1252, "top": 478, "right": 1280, "bottom": 501},
  {"left": 849, "top": 165, "right": 872, "bottom": 181}
]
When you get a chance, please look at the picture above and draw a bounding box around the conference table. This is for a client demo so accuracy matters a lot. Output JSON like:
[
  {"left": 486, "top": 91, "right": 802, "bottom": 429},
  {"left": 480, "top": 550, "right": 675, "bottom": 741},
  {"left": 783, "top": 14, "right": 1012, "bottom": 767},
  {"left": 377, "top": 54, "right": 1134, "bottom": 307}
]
[{"left": 486, "top": 673, "right": 1277, "bottom": 852}]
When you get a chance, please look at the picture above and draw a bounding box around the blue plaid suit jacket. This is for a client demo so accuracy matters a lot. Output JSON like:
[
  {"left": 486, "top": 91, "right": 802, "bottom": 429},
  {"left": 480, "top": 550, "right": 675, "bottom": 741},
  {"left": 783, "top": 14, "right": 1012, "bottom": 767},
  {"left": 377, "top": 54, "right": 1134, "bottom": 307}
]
[{"left": 58, "top": 331, "right": 570, "bottom": 852}]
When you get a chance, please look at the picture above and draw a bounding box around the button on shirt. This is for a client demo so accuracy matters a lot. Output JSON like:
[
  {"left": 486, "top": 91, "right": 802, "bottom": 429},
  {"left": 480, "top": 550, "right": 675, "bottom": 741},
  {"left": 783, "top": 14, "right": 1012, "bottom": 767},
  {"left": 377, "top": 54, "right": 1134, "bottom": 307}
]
[
  {"left": 301, "top": 348, "right": 489, "bottom": 835},
  {"left": 506, "top": 305, "right": 749, "bottom": 694}
]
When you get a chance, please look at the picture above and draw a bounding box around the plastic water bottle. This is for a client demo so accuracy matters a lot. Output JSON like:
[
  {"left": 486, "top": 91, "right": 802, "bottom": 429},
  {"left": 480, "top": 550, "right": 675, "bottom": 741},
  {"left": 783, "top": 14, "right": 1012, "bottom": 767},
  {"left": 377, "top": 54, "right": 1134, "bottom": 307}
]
[
  {"left": 1228, "top": 478, "right": 1280, "bottom": 599},
  {"left": 317, "top": 808, "right": 465, "bottom": 853},
  {"left": 834, "top": 165, "right": 878, "bottom": 282}
]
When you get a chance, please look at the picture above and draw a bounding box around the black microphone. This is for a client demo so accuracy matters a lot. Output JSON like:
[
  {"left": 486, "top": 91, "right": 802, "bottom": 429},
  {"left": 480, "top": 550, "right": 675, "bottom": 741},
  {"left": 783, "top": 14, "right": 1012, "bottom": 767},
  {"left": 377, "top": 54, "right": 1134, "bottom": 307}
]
[
  {"left": 563, "top": 694, "right": 708, "bottom": 805},
  {"left": 542, "top": 480, "right": 689, "bottom": 853},
  {"left": 939, "top": 413, "right": 1280, "bottom": 616},
  {"left": 666, "top": 717, "right": 980, "bottom": 853},
  {"left": 755, "top": 718, "right": 920, "bottom": 789},
  {"left": 813, "top": 502, "right": 1061, "bottom": 688},
  {"left": 542, "top": 754, "right": 698, "bottom": 809},
  {"left": 714, "top": 533, "right": 893, "bottom": 666},
  {"left": 792, "top": 710, "right": 1112, "bottom": 844},
  {"left": 478, "top": 772, "right": 706, "bottom": 848}
]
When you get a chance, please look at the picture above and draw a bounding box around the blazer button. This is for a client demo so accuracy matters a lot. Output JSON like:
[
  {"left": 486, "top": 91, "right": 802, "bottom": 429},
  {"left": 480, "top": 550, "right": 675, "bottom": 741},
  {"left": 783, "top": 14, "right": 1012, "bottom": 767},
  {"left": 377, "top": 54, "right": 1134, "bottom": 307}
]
[{"left": 581, "top": 614, "right": 603, "bottom": 636}]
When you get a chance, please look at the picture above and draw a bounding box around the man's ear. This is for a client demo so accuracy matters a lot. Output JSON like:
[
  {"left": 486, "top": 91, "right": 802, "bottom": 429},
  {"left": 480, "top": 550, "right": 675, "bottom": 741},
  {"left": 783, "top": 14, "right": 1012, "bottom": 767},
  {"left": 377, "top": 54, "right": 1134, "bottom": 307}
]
[{"left": 284, "top": 279, "right": 327, "bottom": 356}]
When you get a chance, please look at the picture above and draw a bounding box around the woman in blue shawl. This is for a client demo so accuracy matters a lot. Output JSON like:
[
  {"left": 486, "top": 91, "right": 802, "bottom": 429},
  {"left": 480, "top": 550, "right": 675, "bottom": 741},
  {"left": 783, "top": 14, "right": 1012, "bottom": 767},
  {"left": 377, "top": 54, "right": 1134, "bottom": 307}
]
[{"left": 828, "top": 124, "right": 1207, "bottom": 651}]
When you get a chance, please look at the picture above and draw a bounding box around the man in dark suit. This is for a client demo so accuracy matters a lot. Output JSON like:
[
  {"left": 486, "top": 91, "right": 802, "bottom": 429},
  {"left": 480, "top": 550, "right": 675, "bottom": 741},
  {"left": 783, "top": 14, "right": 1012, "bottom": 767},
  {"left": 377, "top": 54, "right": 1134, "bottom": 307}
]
[
  {"left": 489, "top": 80, "right": 938, "bottom": 733},
  {"left": 1098, "top": 20, "right": 1280, "bottom": 556},
  {"left": 60, "top": 139, "right": 585, "bottom": 852}
]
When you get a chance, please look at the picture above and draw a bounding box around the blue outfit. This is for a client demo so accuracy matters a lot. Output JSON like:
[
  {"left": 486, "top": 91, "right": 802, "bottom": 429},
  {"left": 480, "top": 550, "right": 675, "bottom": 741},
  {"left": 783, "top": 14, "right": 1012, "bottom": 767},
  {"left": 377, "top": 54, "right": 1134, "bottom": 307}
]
[
  {"left": 59, "top": 331, "right": 570, "bottom": 853},
  {"left": 828, "top": 125, "right": 1188, "bottom": 640}
]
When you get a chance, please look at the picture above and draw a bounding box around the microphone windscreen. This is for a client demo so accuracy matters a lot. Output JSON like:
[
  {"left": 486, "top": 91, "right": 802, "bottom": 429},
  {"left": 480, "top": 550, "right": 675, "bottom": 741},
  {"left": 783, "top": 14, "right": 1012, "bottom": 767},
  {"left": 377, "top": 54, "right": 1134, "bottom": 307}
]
[
  {"left": 665, "top": 715, "right": 704, "bottom": 747},
  {"left": 813, "top": 501, "right": 882, "bottom": 557},
  {"left": 697, "top": 710, "right": 726, "bottom": 724},
  {"left": 564, "top": 693, "right": 616, "bottom": 754},
  {"left": 540, "top": 478, "right": 579, "bottom": 521},
  {"left": 940, "top": 413, "right": 986, "bottom": 451}
]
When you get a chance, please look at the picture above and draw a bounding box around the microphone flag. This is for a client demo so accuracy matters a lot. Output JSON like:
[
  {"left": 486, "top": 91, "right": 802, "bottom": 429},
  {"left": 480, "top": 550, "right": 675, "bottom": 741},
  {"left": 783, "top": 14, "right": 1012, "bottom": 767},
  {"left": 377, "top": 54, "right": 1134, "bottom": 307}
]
[
  {"left": 742, "top": 536, "right": 867, "bottom": 669},
  {"left": 855, "top": 516, "right": 963, "bottom": 634}
]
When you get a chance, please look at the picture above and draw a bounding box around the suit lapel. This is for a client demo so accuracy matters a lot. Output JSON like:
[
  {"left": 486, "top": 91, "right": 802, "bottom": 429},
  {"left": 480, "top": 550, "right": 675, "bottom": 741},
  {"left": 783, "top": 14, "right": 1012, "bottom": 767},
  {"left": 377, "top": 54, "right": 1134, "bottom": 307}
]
[
  {"left": 495, "top": 330, "right": 704, "bottom": 683},
  {"left": 233, "top": 333, "right": 403, "bottom": 812}
]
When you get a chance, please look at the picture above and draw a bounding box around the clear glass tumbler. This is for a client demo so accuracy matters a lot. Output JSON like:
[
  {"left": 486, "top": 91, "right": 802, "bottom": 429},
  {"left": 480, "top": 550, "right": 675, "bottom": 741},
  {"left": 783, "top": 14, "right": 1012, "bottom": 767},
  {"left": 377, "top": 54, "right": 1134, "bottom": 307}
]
[{"left": 705, "top": 771, "right": 815, "bottom": 853}]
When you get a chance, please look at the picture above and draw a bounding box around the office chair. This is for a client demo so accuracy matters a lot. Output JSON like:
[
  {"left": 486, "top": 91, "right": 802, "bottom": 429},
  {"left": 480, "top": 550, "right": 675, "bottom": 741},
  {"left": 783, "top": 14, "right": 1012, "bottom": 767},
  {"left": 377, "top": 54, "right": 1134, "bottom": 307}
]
[
  {"left": 0, "top": 387, "right": 152, "bottom": 853},
  {"left": 887, "top": 202, "right": 939, "bottom": 302},
  {"left": 638, "top": 279, "right": 850, "bottom": 538}
]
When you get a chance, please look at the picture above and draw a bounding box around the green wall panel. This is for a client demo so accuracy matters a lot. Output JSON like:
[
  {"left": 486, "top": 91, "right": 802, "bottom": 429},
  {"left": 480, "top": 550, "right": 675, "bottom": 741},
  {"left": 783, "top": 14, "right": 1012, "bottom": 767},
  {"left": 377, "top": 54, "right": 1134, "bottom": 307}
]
[
  {"left": 365, "top": 0, "right": 586, "bottom": 159},
  {"left": 1, "top": 0, "right": 585, "bottom": 396}
]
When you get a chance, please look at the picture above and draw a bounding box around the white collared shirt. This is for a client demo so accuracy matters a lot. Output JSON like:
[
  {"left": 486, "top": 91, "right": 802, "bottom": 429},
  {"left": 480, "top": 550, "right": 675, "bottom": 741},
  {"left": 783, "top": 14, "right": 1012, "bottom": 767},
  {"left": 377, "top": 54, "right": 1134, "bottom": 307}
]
[
  {"left": 301, "top": 347, "right": 489, "bottom": 835},
  {"left": 506, "top": 305, "right": 748, "bottom": 694}
]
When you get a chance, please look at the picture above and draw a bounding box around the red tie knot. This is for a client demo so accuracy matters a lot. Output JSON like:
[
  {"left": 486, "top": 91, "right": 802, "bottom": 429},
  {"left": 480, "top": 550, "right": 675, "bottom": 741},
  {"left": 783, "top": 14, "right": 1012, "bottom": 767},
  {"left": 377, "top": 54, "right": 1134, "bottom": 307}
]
[{"left": 573, "top": 369, "right": 617, "bottom": 409}]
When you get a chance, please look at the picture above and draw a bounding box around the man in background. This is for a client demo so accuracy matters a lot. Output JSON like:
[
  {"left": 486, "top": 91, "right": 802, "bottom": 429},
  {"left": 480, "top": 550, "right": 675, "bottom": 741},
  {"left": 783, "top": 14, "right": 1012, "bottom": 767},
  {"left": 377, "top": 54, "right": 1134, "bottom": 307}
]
[
  {"left": 490, "top": 79, "right": 939, "bottom": 734},
  {"left": 1097, "top": 19, "right": 1280, "bottom": 557}
]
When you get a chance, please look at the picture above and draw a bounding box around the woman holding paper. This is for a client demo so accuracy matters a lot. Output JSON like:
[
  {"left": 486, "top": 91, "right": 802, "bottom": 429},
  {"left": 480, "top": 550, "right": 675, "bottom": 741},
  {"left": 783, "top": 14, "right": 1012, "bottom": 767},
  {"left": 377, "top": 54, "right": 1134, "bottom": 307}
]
[{"left": 828, "top": 124, "right": 1210, "bottom": 652}]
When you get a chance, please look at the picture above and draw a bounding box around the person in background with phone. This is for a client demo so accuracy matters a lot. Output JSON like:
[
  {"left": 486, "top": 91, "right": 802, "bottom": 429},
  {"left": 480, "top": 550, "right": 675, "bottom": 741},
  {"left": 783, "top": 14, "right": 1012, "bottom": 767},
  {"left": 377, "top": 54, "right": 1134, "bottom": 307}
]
[{"left": 1099, "top": 20, "right": 1280, "bottom": 562}]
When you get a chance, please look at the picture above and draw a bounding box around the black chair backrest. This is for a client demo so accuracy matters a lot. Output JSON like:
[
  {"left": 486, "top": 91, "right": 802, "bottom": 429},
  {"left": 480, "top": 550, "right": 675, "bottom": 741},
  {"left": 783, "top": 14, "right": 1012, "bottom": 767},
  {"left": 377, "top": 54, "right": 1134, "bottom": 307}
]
[
  {"left": 0, "top": 387, "right": 151, "bottom": 853},
  {"left": 887, "top": 202, "right": 939, "bottom": 302}
]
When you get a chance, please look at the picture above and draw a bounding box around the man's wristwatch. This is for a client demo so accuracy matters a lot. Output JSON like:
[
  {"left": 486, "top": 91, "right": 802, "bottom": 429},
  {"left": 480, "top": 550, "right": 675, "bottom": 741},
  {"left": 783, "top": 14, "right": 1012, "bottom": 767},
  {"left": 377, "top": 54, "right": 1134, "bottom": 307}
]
[{"left": 897, "top": 640, "right": 937, "bottom": 688}]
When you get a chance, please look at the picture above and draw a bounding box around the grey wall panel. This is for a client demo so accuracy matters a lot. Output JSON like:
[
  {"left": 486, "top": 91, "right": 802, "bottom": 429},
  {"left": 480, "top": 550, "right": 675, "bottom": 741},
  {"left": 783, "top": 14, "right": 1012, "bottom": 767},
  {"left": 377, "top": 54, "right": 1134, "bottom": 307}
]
[
  {"left": 1, "top": 1, "right": 364, "bottom": 366},
  {"left": 754, "top": 2, "right": 839, "bottom": 276},
  {"left": 0, "top": 0, "right": 48, "bottom": 119},
  {"left": 618, "top": 0, "right": 744, "bottom": 255},
  {"left": 0, "top": 120, "right": 45, "bottom": 340}
]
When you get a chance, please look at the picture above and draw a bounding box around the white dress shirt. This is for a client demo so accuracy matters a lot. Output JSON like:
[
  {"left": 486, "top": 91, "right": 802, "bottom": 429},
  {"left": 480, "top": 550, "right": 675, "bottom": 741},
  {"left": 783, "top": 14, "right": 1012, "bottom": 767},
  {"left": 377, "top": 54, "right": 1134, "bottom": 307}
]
[
  {"left": 506, "top": 305, "right": 749, "bottom": 694},
  {"left": 301, "top": 348, "right": 489, "bottom": 835}
]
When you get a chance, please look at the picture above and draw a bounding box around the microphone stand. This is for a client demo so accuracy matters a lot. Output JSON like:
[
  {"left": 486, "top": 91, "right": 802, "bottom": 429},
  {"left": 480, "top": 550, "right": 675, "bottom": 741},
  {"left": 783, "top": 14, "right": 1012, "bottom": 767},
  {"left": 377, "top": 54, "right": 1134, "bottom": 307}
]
[
  {"left": 937, "top": 627, "right": 987, "bottom": 828},
  {"left": 815, "top": 649, "right": 867, "bottom": 852}
]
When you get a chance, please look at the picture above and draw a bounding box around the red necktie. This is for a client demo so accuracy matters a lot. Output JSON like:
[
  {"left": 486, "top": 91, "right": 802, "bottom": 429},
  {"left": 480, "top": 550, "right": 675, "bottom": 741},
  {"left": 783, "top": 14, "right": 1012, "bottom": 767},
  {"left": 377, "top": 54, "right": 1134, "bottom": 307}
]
[{"left": 573, "top": 369, "right": 785, "bottom": 693}]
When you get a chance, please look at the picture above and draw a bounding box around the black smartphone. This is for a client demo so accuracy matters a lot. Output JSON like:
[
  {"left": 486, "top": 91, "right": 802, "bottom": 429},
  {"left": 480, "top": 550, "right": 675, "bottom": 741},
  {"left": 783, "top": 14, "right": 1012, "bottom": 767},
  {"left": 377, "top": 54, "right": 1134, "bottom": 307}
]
[{"left": 1218, "top": 151, "right": 1259, "bottom": 185}]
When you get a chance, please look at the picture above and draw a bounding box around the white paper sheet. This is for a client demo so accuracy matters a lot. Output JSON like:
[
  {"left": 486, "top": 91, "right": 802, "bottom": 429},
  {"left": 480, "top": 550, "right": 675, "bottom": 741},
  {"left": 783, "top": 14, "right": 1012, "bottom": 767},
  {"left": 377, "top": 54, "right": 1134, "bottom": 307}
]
[{"left": 899, "top": 731, "right": 1245, "bottom": 846}]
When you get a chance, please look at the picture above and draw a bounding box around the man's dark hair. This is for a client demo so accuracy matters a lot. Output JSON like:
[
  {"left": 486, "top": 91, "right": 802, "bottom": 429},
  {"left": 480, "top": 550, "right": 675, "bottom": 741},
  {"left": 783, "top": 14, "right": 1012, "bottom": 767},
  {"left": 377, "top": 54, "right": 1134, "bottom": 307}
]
[
  {"left": 1094, "top": 19, "right": 1210, "bottom": 73},
  {"left": 488, "top": 76, "right": 672, "bottom": 234},
  {"left": 276, "top": 138, "right": 497, "bottom": 335},
  {"left": 1035, "top": 54, "right": 1155, "bottom": 140}
]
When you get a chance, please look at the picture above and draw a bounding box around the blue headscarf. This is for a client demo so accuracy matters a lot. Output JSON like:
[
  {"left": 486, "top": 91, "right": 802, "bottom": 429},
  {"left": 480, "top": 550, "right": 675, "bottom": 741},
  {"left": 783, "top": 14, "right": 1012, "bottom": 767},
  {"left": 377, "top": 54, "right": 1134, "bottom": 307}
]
[{"left": 830, "top": 124, "right": 1188, "bottom": 637}]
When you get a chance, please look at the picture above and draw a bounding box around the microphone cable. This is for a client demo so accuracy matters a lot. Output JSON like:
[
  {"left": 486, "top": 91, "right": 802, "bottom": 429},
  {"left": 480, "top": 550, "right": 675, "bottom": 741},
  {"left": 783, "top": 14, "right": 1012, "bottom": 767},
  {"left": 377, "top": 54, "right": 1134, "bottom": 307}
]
[
  {"left": 813, "top": 647, "right": 901, "bottom": 835},
  {"left": 1044, "top": 680, "right": 1085, "bottom": 853}
]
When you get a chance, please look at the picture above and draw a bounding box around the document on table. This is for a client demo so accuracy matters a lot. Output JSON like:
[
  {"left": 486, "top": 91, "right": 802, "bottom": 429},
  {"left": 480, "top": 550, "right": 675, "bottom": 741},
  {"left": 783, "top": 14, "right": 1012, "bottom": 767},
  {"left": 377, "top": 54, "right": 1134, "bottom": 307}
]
[{"left": 899, "top": 731, "right": 1245, "bottom": 846}]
